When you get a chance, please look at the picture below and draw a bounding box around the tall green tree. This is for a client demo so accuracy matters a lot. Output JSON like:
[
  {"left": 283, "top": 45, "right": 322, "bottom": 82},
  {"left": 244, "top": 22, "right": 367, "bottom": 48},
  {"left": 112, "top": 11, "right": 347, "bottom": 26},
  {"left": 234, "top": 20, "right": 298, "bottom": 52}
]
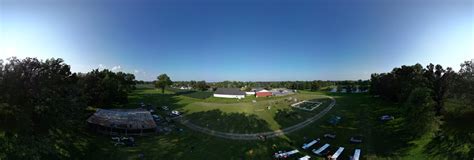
[
  {"left": 78, "top": 69, "right": 136, "bottom": 107},
  {"left": 404, "top": 87, "right": 437, "bottom": 138},
  {"left": 423, "top": 64, "right": 455, "bottom": 115},
  {"left": 453, "top": 60, "right": 474, "bottom": 108},
  {"left": 155, "top": 74, "right": 172, "bottom": 93}
]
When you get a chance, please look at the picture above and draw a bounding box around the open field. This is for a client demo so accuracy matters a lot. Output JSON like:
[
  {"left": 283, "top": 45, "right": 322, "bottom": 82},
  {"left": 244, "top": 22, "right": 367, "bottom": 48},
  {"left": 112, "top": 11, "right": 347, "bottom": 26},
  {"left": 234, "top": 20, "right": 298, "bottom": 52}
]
[
  {"left": 182, "top": 92, "right": 331, "bottom": 133},
  {"left": 85, "top": 87, "right": 457, "bottom": 159}
]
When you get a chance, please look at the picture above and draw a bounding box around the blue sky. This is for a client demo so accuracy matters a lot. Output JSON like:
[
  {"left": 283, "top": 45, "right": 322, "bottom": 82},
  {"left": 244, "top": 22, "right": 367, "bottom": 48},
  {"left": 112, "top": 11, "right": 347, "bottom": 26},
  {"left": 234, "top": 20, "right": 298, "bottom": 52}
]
[{"left": 1, "top": 0, "right": 472, "bottom": 81}]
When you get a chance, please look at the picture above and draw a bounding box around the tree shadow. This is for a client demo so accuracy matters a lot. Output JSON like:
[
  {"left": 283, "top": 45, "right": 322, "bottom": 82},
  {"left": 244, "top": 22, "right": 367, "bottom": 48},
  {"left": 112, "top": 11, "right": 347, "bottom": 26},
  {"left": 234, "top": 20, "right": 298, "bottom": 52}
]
[
  {"left": 423, "top": 111, "right": 474, "bottom": 159},
  {"left": 273, "top": 108, "right": 313, "bottom": 129},
  {"left": 125, "top": 88, "right": 187, "bottom": 110},
  {"left": 185, "top": 109, "right": 273, "bottom": 133},
  {"left": 308, "top": 93, "right": 416, "bottom": 158},
  {"left": 179, "top": 91, "right": 213, "bottom": 99}
]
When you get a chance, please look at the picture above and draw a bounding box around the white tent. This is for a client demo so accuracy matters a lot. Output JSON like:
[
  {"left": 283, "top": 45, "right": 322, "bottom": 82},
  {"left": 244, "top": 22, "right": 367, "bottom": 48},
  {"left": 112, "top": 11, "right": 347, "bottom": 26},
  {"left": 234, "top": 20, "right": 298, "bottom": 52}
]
[
  {"left": 312, "top": 144, "right": 330, "bottom": 155},
  {"left": 331, "top": 147, "right": 344, "bottom": 160},
  {"left": 353, "top": 149, "right": 361, "bottom": 160}
]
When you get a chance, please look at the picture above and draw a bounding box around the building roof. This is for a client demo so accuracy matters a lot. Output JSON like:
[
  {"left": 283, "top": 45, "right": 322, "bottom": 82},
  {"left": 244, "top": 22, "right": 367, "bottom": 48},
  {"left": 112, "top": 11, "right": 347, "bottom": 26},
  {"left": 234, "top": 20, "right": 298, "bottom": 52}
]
[
  {"left": 256, "top": 89, "right": 271, "bottom": 92},
  {"left": 252, "top": 88, "right": 266, "bottom": 92},
  {"left": 87, "top": 109, "right": 157, "bottom": 130},
  {"left": 214, "top": 88, "right": 245, "bottom": 95}
]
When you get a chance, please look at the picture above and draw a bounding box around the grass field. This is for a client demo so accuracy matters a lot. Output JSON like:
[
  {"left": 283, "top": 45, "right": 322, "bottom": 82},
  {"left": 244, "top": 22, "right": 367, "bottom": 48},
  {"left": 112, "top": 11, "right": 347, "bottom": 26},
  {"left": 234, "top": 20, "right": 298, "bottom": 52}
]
[
  {"left": 86, "top": 87, "right": 472, "bottom": 159},
  {"left": 182, "top": 92, "right": 331, "bottom": 133}
]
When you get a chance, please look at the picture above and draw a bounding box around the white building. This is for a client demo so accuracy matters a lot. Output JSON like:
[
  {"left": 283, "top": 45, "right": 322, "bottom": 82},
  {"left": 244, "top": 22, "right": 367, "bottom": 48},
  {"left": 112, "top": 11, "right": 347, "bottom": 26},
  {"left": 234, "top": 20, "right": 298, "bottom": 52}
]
[
  {"left": 213, "top": 88, "right": 245, "bottom": 99},
  {"left": 245, "top": 91, "right": 256, "bottom": 96}
]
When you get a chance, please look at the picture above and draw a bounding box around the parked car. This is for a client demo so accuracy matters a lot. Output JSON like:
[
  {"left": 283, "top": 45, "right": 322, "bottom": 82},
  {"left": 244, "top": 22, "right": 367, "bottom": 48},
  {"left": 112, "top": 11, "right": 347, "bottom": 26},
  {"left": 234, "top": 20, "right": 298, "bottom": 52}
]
[
  {"left": 350, "top": 136, "right": 363, "bottom": 143},
  {"left": 324, "top": 133, "right": 336, "bottom": 139},
  {"left": 170, "top": 110, "right": 180, "bottom": 116},
  {"left": 380, "top": 115, "right": 394, "bottom": 121}
]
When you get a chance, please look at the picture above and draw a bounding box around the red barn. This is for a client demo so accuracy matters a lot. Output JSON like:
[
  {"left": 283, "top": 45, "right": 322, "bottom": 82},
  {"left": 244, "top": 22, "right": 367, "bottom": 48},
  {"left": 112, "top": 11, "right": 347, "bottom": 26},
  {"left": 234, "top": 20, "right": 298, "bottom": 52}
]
[{"left": 256, "top": 90, "right": 272, "bottom": 97}]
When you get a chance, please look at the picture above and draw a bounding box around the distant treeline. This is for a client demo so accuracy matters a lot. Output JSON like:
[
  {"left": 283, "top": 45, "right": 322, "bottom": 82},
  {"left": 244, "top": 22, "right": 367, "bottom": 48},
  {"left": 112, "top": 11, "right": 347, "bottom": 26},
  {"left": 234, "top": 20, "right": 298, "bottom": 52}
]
[{"left": 140, "top": 80, "right": 370, "bottom": 92}]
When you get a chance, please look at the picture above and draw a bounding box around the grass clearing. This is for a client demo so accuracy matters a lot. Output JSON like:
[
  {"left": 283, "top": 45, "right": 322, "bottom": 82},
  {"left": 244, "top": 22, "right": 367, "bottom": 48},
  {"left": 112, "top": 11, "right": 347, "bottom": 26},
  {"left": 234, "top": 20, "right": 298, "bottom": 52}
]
[{"left": 86, "top": 88, "right": 471, "bottom": 159}]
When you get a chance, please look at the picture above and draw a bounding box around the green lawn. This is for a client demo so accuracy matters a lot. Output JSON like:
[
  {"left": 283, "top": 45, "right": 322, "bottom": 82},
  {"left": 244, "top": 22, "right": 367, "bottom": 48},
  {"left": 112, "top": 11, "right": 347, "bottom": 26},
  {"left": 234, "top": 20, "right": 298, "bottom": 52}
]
[
  {"left": 86, "top": 87, "right": 472, "bottom": 159},
  {"left": 182, "top": 92, "right": 331, "bottom": 133}
]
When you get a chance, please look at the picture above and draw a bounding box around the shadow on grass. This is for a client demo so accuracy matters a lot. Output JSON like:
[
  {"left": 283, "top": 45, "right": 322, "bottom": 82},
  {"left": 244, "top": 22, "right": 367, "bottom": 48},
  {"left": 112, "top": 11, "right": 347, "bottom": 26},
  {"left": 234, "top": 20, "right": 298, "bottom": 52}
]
[
  {"left": 274, "top": 108, "right": 311, "bottom": 128},
  {"left": 165, "top": 87, "right": 212, "bottom": 99},
  {"left": 423, "top": 111, "right": 474, "bottom": 159},
  {"left": 322, "top": 92, "right": 417, "bottom": 158},
  {"left": 185, "top": 109, "right": 273, "bottom": 134},
  {"left": 125, "top": 88, "right": 189, "bottom": 110}
]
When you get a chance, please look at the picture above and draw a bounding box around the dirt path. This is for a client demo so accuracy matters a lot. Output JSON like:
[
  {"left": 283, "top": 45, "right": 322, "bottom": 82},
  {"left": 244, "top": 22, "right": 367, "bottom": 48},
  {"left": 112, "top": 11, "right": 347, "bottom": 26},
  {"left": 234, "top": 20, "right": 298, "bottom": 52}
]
[{"left": 177, "top": 96, "right": 336, "bottom": 140}]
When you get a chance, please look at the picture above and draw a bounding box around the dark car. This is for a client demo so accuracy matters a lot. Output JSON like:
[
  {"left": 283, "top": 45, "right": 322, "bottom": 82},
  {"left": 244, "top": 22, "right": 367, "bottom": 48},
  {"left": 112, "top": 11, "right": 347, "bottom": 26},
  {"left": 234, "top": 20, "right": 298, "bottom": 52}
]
[
  {"left": 324, "top": 133, "right": 336, "bottom": 139},
  {"left": 350, "top": 136, "right": 363, "bottom": 143}
]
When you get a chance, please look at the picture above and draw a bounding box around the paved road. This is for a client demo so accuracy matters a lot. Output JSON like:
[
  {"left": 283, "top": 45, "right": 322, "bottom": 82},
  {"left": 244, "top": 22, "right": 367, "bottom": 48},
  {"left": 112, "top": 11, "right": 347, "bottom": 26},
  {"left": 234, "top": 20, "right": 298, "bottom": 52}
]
[{"left": 177, "top": 96, "right": 336, "bottom": 140}]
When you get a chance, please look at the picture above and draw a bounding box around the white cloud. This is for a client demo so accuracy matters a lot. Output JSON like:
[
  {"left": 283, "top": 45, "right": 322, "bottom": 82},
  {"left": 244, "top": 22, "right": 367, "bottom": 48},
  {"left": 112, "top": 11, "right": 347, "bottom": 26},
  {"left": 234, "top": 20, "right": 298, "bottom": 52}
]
[
  {"left": 111, "top": 65, "right": 122, "bottom": 71},
  {"left": 98, "top": 64, "right": 106, "bottom": 70}
]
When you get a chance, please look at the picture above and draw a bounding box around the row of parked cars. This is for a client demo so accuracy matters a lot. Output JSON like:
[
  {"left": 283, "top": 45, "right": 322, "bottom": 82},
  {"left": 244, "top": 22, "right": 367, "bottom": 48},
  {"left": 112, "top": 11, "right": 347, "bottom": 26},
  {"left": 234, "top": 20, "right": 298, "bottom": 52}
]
[{"left": 323, "top": 133, "right": 363, "bottom": 143}]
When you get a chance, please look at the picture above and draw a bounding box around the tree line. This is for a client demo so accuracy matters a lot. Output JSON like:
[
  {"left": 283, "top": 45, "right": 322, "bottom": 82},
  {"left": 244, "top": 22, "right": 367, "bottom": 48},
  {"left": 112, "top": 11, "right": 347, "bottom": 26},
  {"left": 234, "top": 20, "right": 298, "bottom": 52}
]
[
  {"left": 370, "top": 60, "right": 473, "bottom": 138},
  {"left": 147, "top": 79, "right": 371, "bottom": 94},
  {"left": 0, "top": 57, "right": 136, "bottom": 159},
  {"left": 159, "top": 79, "right": 367, "bottom": 92}
]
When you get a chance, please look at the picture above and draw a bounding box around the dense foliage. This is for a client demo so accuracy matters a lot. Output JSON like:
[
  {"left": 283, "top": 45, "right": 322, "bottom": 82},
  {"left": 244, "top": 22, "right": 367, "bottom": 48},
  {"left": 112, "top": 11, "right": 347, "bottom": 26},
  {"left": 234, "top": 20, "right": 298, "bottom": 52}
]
[
  {"left": 452, "top": 61, "right": 474, "bottom": 107},
  {"left": 0, "top": 57, "right": 137, "bottom": 159},
  {"left": 370, "top": 60, "right": 473, "bottom": 137},
  {"left": 78, "top": 69, "right": 136, "bottom": 107},
  {"left": 370, "top": 63, "right": 461, "bottom": 115},
  {"left": 0, "top": 58, "right": 86, "bottom": 159},
  {"left": 404, "top": 87, "right": 437, "bottom": 138}
]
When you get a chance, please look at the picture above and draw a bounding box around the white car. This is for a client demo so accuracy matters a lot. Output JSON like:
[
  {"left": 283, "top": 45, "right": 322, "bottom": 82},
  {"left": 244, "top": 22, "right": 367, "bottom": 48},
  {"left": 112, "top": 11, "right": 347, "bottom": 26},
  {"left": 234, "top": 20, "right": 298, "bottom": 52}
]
[
  {"left": 380, "top": 115, "right": 394, "bottom": 121},
  {"left": 324, "top": 133, "right": 336, "bottom": 139},
  {"left": 171, "top": 110, "right": 180, "bottom": 116}
]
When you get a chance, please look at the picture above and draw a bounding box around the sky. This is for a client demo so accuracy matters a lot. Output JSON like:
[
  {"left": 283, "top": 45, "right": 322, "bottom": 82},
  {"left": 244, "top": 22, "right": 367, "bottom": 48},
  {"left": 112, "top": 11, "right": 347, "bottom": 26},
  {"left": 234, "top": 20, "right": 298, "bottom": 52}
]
[{"left": 0, "top": 0, "right": 472, "bottom": 81}]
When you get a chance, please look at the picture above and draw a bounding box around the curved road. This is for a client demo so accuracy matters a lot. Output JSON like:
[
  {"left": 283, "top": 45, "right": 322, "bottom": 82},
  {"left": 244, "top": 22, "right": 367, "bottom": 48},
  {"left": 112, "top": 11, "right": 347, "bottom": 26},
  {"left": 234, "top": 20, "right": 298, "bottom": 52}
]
[{"left": 176, "top": 96, "right": 336, "bottom": 140}]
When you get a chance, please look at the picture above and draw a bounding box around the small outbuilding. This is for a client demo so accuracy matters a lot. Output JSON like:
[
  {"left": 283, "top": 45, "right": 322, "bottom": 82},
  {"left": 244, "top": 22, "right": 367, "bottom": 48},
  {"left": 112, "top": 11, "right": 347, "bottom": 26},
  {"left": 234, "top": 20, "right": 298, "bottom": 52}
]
[
  {"left": 271, "top": 88, "right": 295, "bottom": 96},
  {"left": 87, "top": 109, "right": 157, "bottom": 136},
  {"left": 245, "top": 91, "right": 256, "bottom": 96},
  {"left": 256, "top": 89, "right": 272, "bottom": 97},
  {"left": 213, "top": 88, "right": 245, "bottom": 99}
]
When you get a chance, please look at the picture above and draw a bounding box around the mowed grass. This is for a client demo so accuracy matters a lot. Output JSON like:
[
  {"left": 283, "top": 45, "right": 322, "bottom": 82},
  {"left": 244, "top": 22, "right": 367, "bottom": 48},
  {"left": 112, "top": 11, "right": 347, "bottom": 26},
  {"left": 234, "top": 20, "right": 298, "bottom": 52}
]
[
  {"left": 89, "top": 87, "right": 462, "bottom": 159},
  {"left": 182, "top": 92, "right": 331, "bottom": 133}
]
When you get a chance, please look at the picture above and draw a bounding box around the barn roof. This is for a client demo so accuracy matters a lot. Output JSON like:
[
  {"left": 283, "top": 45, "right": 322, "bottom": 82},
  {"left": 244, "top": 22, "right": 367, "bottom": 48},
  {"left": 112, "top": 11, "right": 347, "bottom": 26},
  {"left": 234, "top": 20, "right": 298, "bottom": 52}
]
[
  {"left": 87, "top": 109, "right": 157, "bottom": 130},
  {"left": 214, "top": 88, "right": 245, "bottom": 95}
]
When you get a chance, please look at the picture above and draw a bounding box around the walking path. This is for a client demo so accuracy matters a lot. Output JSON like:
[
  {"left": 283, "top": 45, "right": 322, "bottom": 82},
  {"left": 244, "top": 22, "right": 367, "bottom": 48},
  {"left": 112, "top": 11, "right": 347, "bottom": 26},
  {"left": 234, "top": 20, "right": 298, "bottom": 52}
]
[{"left": 176, "top": 96, "right": 336, "bottom": 140}]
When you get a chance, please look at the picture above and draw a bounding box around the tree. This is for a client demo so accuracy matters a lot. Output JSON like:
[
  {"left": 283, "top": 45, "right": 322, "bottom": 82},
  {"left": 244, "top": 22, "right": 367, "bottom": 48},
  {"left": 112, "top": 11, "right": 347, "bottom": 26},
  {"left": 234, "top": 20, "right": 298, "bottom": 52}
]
[
  {"left": 155, "top": 74, "right": 172, "bottom": 94},
  {"left": 370, "top": 64, "right": 426, "bottom": 102},
  {"left": 452, "top": 60, "right": 474, "bottom": 107},
  {"left": 404, "top": 87, "right": 437, "bottom": 138},
  {"left": 310, "top": 81, "right": 321, "bottom": 91},
  {"left": 242, "top": 86, "right": 252, "bottom": 92},
  {"left": 0, "top": 57, "right": 86, "bottom": 159},
  {"left": 195, "top": 81, "right": 209, "bottom": 91},
  {"left": 77, "top": 69, "right": 135, "bottom": 107},
  {"left": 423, "top": 64, "right": 455, "bottom": 115}
]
